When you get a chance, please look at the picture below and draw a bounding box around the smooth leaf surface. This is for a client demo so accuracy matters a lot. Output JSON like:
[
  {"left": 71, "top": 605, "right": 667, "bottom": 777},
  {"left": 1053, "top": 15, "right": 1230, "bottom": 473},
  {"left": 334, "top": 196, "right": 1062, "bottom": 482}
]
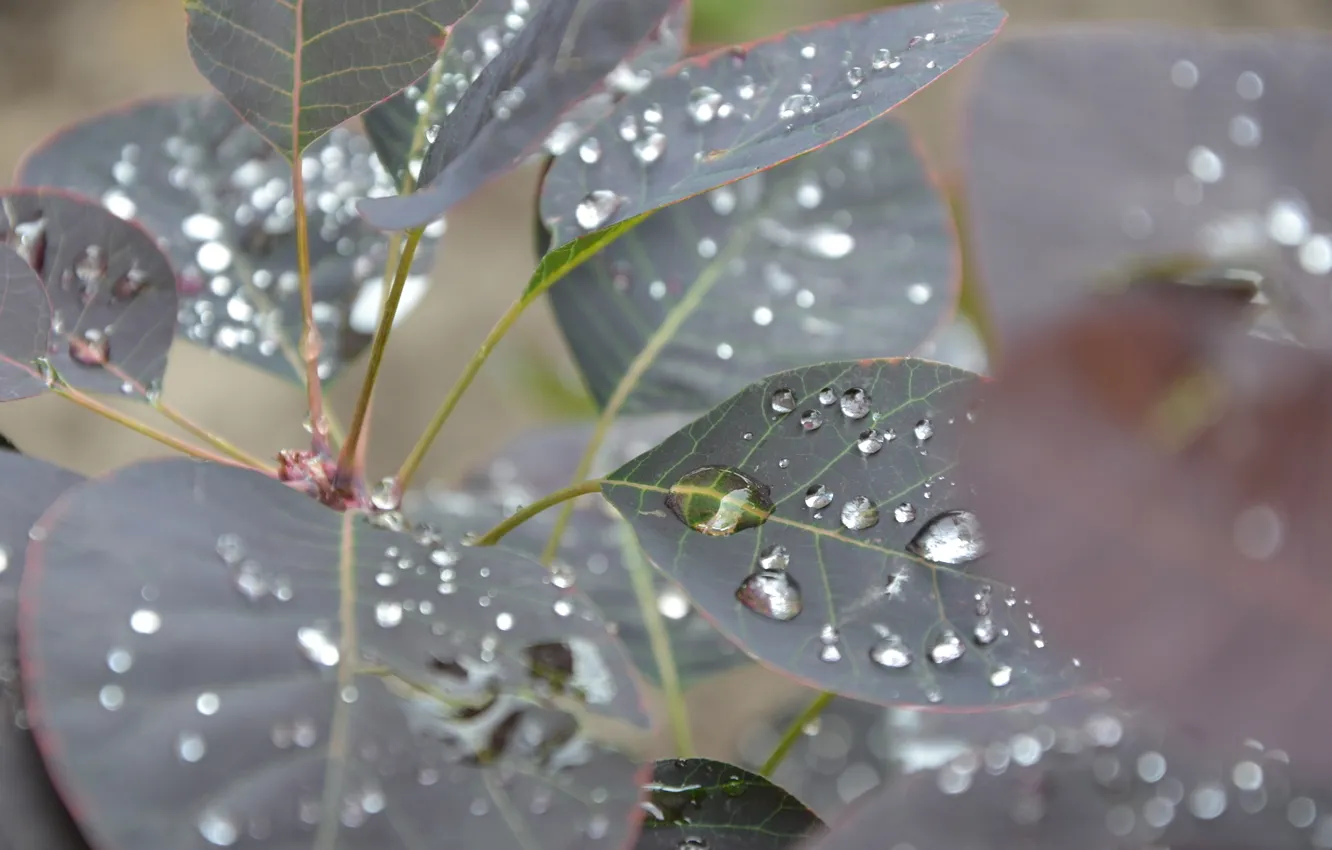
[
  {"left": 636, "top": 758, "right": 823, "bottom": 850},
  {"left": 364, "top": 0, "right": 690, "bottom": 189},
  {"left": 603, "top": 359, "right": 1086, "bottom": 709},
  {"left": 0, "top": 452, "right": 86, "bottom": 850},
  {"left": 184, "top": 0, "right": 475, "bottom": 159},
  {"left": 964, "top": 286, "right": 1332, "bottom": 779},
  {"left": 0, "top": 245, "right": 52, "bottom": 402},
  {"left": 406, "top": 414, "right": 751, "bottom": 687},
  {"left": 17, "top": 96, "right": 443, "bottom": 383},
  {"left": 549, "top": 116, "right": 958, "bottom": 414},
  {"left": 20, "top": 459, "right": 649, "bottom": 850},
  {"left": 538, "top": 0, "right": 1005, "bottom": 250},
  {"left": 962, "top": 28, "right": 1332, "bottom": 349},
  {"left": 0, "top": 190, "right": 177, "bottom": 397},
  {"left": 805, "top": 702, "right": 1330, "bottom": 850},
  {"left": 359, "top": 0, "right": 684, "bottom": 230}
]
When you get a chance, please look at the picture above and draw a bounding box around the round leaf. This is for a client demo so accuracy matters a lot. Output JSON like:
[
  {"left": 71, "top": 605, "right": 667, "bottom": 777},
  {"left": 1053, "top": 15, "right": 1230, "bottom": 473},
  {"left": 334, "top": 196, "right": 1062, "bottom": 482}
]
[
  {"left": 602, "top": 359, "right": 1086, "bottom": 708},
  {"left": 17, "top": 95, "right": 443, "bottom": 384},
  {"left": 547, "top": 115, "right": 958, "bottom": 414},
  {"left": 20, "top": 459, "right": 649, "bottom": 850},
  {"left": 0, "top": 245, "right": 53, "bottom": 402}
]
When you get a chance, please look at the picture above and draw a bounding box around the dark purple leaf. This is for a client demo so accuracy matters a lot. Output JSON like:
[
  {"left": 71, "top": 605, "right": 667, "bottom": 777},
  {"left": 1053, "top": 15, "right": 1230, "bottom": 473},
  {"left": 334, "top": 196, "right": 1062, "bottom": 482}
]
[
  {"left": 359, "top": 0, "right": 685, "bottom": 230},
  {"left": 962, "top": 27, "right": 1332, "bottom": 349},
  {"left": 804, "top": 701, "right": 1329, "bottom": 850},
  {"left": 548, "top": 116, "right": 958, "bottom": 414},
  {"left": 363, "top": 0, "right": 690, "bottom": 188},
  {"left": 183, "top": 0, "right": 475, "bottom": 160},
  {"left": 602, "top": 359, "right": 1087, "bottom": 709},
  {"left": 963, "top": 286, "right": 1332, "bottom": 783},
  {"left": 0, "top": 452, "right": 86, "bottom": 850},
  {"left": 537, "top": 0, "right": 1004, "bottom": 251},
  {"left": 0, "top": 190, "right": 177, "bottom": 398},
  {"left": 636, "top": 758, "right": 823, "bottom": 850},
  {"left": 19, "top": 458, "right": 650, "bottom": 850},
  {"left": 17, "top": 95, "right": 442, "bottom": 383},
  {"left": 0, "top": 245, "right": 52, "bottom": 402}
]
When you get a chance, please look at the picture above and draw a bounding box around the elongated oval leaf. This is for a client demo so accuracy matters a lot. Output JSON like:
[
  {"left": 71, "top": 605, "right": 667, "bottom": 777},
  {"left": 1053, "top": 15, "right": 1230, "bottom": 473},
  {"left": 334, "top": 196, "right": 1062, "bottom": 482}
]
[
  {"left": 359, "top": 0, "right": 684, "bottom": 230},
  {"left": 0, "top": 190, "right": 177, "bottom": 397},
  {"left": 637, "top": 758, "right": 823, "bottom": 850},
  {"left": 184, "top": 0, "right": 475, "bottom": 159},
  {"left": 538, "top": 0, "right": 1005, "bottom": 251},
  {"left": 962, "top": 28, "right": 1332, "bottom": 349},
  {"left": 0, "top": 452, "right": 87, "bottom": 850},
  {"left": 964, "top": 286, "right": 1332, "bottom": 779},
  {"left": 17, "top": 96, "right": 443, "bottom": 383},
  {"left": 0, "top": 245, "right": 52, "bottom": 402},
  {"left": 20, "top": 459, "right": 649, "bottom": 850},
  {"left": 602, "top": 359, "right": 1086, "bottom": 708},
  {"left": 549, "top": 116, "right": 957, "bottom": 414}
]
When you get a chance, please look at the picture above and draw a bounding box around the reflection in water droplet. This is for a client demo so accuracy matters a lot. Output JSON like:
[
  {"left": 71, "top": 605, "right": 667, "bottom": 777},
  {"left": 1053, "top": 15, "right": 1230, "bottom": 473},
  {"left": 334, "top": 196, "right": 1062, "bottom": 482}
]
[
  {"left": 574, "top": 190, "right": 622, "bottom": 230},
  {"left": 907, "top": 511, "right": 986, "bottom": 565},
  {"left": 805, "top": 484, "right": 833, "bottom": 510},
  {"left": 929, "top": 630, "right": 965, "bottom": 665},
  {"left": 893, "top": 503, "right": 916, "bottom": 524},
  {"left": 800, "top": 410, "right": 823, "bottom": 431},
  {"left": 736, "top": 570, "right": 802, "bottom": 621},
  {"left": 973, "top": 616, "right": 998, "bottom": 645},
  {"left": 857, "top": 429, "right": 885, "bottom": 455},
  {"left": 818, "top": 387, "right": 837, "bottom": 406},
  {"left": 770, "top": 388, "right": 797, "bottom": 413},
  {"left": 869, "top": 634, "right": 912, "bottom": 668},
  {"left": 913, "top": 419, "right": 933, "bottom": 442},
  {"left": 839, "top": 388, "right": 870, "bottom": 419},
  {"left": 666, "top": 466, "right": 773, "bottom": 537},
  {"left": 989, "top": 665, "right": 1013, "bottom": 687},
  {"left": 840, "top": 496, "right": 879, "bottom": 531}
]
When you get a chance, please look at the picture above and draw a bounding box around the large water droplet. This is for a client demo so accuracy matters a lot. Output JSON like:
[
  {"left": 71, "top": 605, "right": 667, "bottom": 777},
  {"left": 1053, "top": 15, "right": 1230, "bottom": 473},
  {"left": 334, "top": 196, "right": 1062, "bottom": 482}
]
[
  {"left": 778, "top": 93, "right": 817, "bottom": 120},
  {"left": 839, "top": 388, "right": 870, "bottom": 419},
  {"left": 856, "top": 428, "right": 885, "bottom": 455},
  {"left": 907, "top": 511, "right": 986, "bottom": 565},
  {"left": 893, "top": 502, "right": 916, "bottom": 524},
  {"left": 800, "top": 410, "right": 823, "bottom": 431},
  {"left": 840, "top": 496, "right": 879, "bottom": 531},
  {"left": 130, "top": 608, "right": 161, "bottom": 635},
  {"left": 633, "top": 132, "right": 667, "bottom": 164},
  {"left": 736, "top": 570, "right": 802, "bottom": 621},
  {"left": 69, "top": 328, "right": 110, "bottom": 367},
  {"left": 770, "top": 387, "right": 796, "bottom": 413},
  {"left": 578, "top": 137, "right": 602, "bottom": 164},
  {"left": 688, "top": 86, "right": 724, "bottom": 124},
  {"left": 928, "top": 630, "right": 965, "bottom": 665},
  {"left": 804, "top": 484, "right": 833, "bottom": 510},
  {"left": 869, "top": 634, "right": 912, "bottom": 668},
  {"left": 574, "top": 190, "right": 622, "bottom": 230},
  {"left": 817, "top": 387, "right": 837, "bottom": 405},
  {"left": 666, "top": 466, "right": 773, "bottom": 536}
]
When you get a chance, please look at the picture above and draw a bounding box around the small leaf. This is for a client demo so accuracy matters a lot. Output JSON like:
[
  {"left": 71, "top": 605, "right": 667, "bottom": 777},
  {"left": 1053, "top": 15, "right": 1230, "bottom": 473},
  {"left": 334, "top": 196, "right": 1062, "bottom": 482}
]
[
  {"left": 0, "top": 452, "right": 86, "bottom": 850},
  {"left": 0, "top": 189, "right": 177, "bottom": 397},
  {"left": 805, "top": 701, "right": 1329, "bottom": 850},
  {"left": 359, "top": 0, "right": 686, "bottom": 231},
  {"left": 20, "top": 459, "right": 649, "bottom": 850},
  {"left": 962, "top": 28, "right": 1332, "bottom": 348},
  {"left": 637, "top": 758, "right": 823, "bottom": 850},
  {"left": 17, "top": 96, "right": 443, "bottom": 383},
  {"left": 364, "top": 0, "right": 690, "bottom": 188},
  {"left": 548, "top": 116, "right": 958, "bottom": 414},
  {"left": 964, "top": 286, "right": 1332, "bottom": 779},
  {"left": 0, "top": 245, "right": 53, "bottom": 402},
  {"left": 602, "top": 359, "right": 1086, "bottom": 708},
  {"left": 183, "top": 0, "right": 475, "bottom": 159},
  {"left": 538, "top": 0, "right": 1005, "bottom": 251}
]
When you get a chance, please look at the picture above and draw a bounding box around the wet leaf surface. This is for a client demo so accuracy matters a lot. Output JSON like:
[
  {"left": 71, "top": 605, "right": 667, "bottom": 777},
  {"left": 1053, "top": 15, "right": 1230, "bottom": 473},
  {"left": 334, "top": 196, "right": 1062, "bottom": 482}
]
[
  {"left": 602, "top": 359, "right": 1086, "bottom": 709},
  {"left": 636, "top": 758, "right": 823, "bottom": 850},
  {"left": 183, "top": 0, "right": 474, "bottom": 159},
  {"left": 20, "top": 458, "right": 650, "bottom": 850},
  {"left": 962, "top": 28, "right": 1332, "bottom": 349},
  {"left": 805, "top": 699, "right": 1331, "bottom": 850},
  {"left": 538, "top": 0, "right": 1004, "bottom": 251},
  {"left": 17, "top": 96, "right": 443, "bottom": 383},
  {"left": 0, "top": 245, "right": 52, "bottom": 402},
  {"left": 548, "top": 116, "right": 957, "bottom": 414},
  {"left": 361, "top": 0, "right": 688, "bottom": 225},
  {"left": 0, "top": 453, "right": 86, "bottom": 850},
  {"left": 964, "top": 286, "right": 1332, "bottom": 782},
  {"left": 0, "top": 190, "right": 177, "bottom": 397},
  {"left": 406, "top": 415, "right": 751, "bottom": 687}
]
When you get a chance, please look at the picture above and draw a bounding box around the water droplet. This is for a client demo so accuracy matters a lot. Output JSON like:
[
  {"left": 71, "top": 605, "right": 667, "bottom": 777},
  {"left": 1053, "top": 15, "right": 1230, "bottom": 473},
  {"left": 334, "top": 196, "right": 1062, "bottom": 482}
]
[
  {"left": 1233, "top": 503, "right": 1282, "bottom": 560},
  {"left": 709, "top": 186, "right": 737, "bottom": 215},
  {"left": 99, "top": 684, "right": 124, "bottom": 710},
  {"left": 973, "top": 616, "right": 998, "bottom": 645},
  {"left": 69, "top": 329, "right": 110, "bottom": 367},
  {"left": 907, "top": 510, "right": 986, "bottom": 565},
  {"left": 1236, "top": 70, "right": 1264, "bottom": 100},
  {"left": 178, "top": 731, "right": 207, "bottom": 762},
  {"left": 736, "top": 569, "right": 802, "bottom": 621},
  {"left": 989, "top": 665, "right": 1013, "bottom": 687},
  {"left": 1171, "top": 58, "right": 1199, "bottom": 89},
  {"left": 907, "top": 282, "right": 933, "bottom": 305},
  {"left": 574, "top": 190, "right": 622, "bottom": 230},
  {"left": 800, "top": 43, "right": 817, "bottom": 59},
  {"left": 795, "top": 180, "right": 823, "bottom": 209},
  {"left": 758, "top": 543, "right": 789, "bottom": 571},
  {"left": 893, "top": 502, "right": 916, "bottom": 524},
  {"left": 752, "top": 305, "right": 773, "bottom": 326},
  {"left": 928, "top": 630, "right": 965, "bottom": 665},
  {"left": 578, "top": 137, "right": 602, "bottom": 164},
  {"left": 839, "top": 388, "right": 871, "bottom": 419},
  {"left": 871, "top": 48, "right": 900, "bottom": 70},
  {"left": 196, "top": 692, "right": 220, "bottom": 715},
  {"left": 107, "top": 647, "right": 132, "bottom": 673},
  {"left": 657, "top": 586, "right": 690, "bottom": 619},
  {"left": 198, "top": 809, "right": 238, "bottom": 846},
  {"left": 737, "top": 76, "right": 757, "bottom": 100},
  {"left": 633, "top": 131, "right": 667, "bottom": 164},
  {"left": 296, "top": 626, "right": 340, "bottom": 666},
  {"left": 688, "top": 86, "right": 724, "bottom": 124},
  {"left": 130, "top": 608, "right": 161, "bottom": 635},
  {"left": 666, "top": 466, "right": 773, "bottom": 536},
  {"left": 805, "top": 484, "right": 834, "bottom": 510},
  {"left": 375, "top": 601, "right": 403, "bottom": 628},
  {"left": 1187, "top": 145, "right": 1224, "bottom": 183},
  {"left": 817, "top": 387, "right": 837, "bottom": 405},
  {"left": 818, "top": 624, "right": 843, "bottom": 662},
  {"left": 913, "top": 419, "right": 933, "bottom": 442},
  {"left": 800, "top": 410, "right": 823, "bottom": 431},
  {"left": 778, "top": 93, "right": 816, "bottom": 120},
  {"left": 840, "top": 496, "right": 880, "bottom": 531},
  {"left": 846, "top": 66, "right": 866, "bottom": 87},
  {"left": 496, "top": 611, "right": 514, "bottom": 631},
  {"left": 856, "top": 429, "right": 885, "bottom": 455},
  {"left": 869, "top": 634, "right": 912, "bottom": 668}
]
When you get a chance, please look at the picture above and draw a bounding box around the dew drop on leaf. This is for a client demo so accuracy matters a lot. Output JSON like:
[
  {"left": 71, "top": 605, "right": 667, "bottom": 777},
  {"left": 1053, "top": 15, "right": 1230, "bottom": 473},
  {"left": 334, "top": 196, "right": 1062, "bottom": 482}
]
[
  {"left": 578, "top": 137, "right": 602, "bottom": 164},
  {"left": 817, "top": 387, "right": 837, "bottom": 405},
  {"left": 906, "top": 510, "right": 986, "bottom": 565},
  {"left": 839, "top": 387, "right": 871, "bottom": 419},
  {"left": 69, "top": 329, "right": 110, "bottom": 367},
  {"left": 665, "top": 466, "right": 773, "bottom": 537},
  {"left": 296, "top": 626, "right": 340, "bottom": 667},
  {"left": 770, "top": 387, "right": 796, "bottom": 413},
  {"left": 678, "top": 838, "right": 710, "bottom": 849},
  {"left": 800, "top": 410, "right": 823, "bottom": 431},
  {"left": 804, "top": 484, "right": 834, "bottom": 510},
  {"left": 574, "top": 190, "right": 622, "bottom": 230},
  {"left": 736, "top": 570, "right": 802, "bottom": 621},
  {"left": 928, "top": 629, "right": 965, "bottom": 665},
  {"left": 893, "top": 502, "right": 916, "bottom": 524},
  {"left": 973, "top": 616, "right": 998, "bottom": 645},
  {"left": 989, "top": 665, "right": 1013, "bottom": 687},
  {"left": 840, "top": 496, "right": 879, "bottom": 531},
  {"left": 374, "top": 601, "right": 403, "bottom": 629},
  {"left": 869, "top": 634, "right": 912, "bottom": 669},
  {"left": 778, "top": 93, "right": 817, "bottom": 120},
  {"left": 856, "top": 428, "right": 885, "bottom": 455},
  {"left": 758, "top": 543, "right": 789, "bottom": 571},
  {"left": 688, "top": 86, "right": 723, "bottom": 125},
  {"left": 633, "top": 131, "right": 667, "bottom": 164},
  {"left": 913, "top": 418, "right": 934, "bottom": 442},
  {"left": 197, "top": 808, "right": 238, "bottom": 846}
]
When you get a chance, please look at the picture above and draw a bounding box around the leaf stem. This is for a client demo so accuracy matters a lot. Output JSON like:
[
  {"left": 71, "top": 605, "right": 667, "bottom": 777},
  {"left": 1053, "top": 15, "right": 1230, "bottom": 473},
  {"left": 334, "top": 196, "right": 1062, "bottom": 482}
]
[
  {"left": 290, "top": 159, "right": 332, "bottom": 457},
  {"left": 151, "top": 398, "right": 273, "bottom": 470},
  {"left": 337, "top": 227, "right": 424, "bottom": 486},
  {"left": 396, "top": 295, "right": 530, "bottom": 492},
  {"left": 471, "top": 479, "right": 605, "bottom": 546},
  {"left": 619, "top": 523, "right": 693, "bottom": 757},
  {"left": 760, "top": 690, "right": 834, "bottom": 777}
]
